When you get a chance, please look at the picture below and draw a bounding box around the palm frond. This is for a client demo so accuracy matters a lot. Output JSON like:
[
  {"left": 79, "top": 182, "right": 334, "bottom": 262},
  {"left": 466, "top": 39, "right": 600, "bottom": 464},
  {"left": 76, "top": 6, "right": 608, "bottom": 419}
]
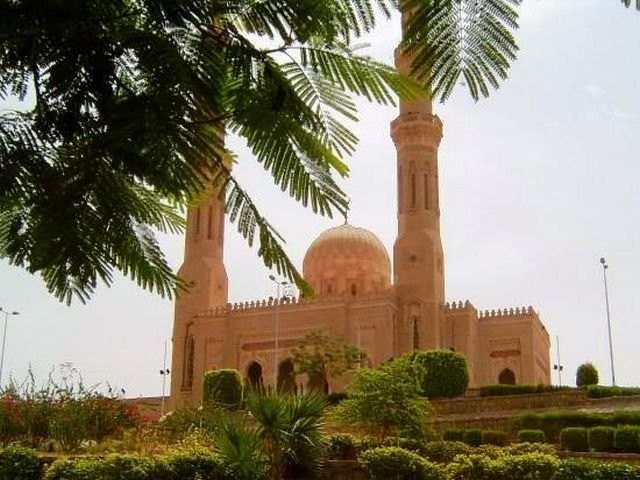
[{"left": 401, "top": 0, "right": 521, "bottom": 101}]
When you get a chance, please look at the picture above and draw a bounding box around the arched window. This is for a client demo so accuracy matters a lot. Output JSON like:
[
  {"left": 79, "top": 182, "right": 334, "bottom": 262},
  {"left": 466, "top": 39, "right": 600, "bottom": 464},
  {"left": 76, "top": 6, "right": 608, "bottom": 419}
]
[
  {"left": 277, "top": 359, "right": 296, "bottom": 394},
  {"left": 207, "top": 205, "right": 213, "bottom": 239},
  {"left": 247, "top": 361, "right": 264, "bottom": 393},
  {"left": 498, "top": 368, "right": 516, "bottom": 385},
  {"left": 412, "top": 317, "right": 420, "bottom": 351},
  {"left": 182, "top": 333, "right": 195, "bottom": 390},
  {"left": 194, "top": 207, "right": 201, "bottom": 234},
  {"left": 350, "top": 284, "right": 357, "bottom": 296},
  {"left": 423, "top": 173, "right": 429, "bottom": 210}
]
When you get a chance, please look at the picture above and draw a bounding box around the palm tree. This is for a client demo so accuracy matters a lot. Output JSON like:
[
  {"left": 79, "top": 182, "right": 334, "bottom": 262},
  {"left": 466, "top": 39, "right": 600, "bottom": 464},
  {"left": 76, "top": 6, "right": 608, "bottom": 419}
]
[
  {"left": 0, "top": 0, "right": 521, "bottom": 303},
  {"left": 215, "top": 392, "right": 327, "bottom": 480}
]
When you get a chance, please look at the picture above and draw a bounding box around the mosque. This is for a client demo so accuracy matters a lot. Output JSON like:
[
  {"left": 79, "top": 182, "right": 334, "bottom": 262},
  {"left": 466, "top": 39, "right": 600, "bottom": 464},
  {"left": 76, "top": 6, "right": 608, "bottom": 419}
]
[{"left": 169, "top": 31, "right": 551, "bottom": 409}]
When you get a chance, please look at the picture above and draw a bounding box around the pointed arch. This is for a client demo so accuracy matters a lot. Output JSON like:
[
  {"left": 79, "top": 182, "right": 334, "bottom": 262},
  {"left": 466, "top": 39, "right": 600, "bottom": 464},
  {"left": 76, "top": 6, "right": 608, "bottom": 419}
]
[
  {"left": 247, "top": 361, "right": 264, "bottom": 393},
  {"left": 277, "top": 358, "right": 296, "bottom": 394},
  {"left": 498, "top": 368, "right": 516, "bottom": 385}
]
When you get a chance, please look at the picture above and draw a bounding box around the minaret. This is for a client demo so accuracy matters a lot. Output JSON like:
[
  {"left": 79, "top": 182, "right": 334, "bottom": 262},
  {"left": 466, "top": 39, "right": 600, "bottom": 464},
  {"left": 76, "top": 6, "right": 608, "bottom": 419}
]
[
  {"left": 391, "top": 21, "right": 445, "bottom": 353},
  {"left": 170, "top": 182, "right": 228, "bottom": 405}
]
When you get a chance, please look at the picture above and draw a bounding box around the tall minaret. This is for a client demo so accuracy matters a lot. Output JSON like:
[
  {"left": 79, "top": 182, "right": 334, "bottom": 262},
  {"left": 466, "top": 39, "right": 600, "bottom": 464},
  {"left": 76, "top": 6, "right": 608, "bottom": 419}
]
[
  {"left": 170, "top": 182, "right": 228, "bottom": 405},
  {"left": 391, "top": 18, "right": 445, "bottom": 353}
]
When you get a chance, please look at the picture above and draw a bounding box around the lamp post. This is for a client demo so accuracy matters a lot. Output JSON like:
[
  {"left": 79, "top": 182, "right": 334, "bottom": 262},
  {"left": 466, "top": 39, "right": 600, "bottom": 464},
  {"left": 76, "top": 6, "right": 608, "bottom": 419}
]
[
  {"left": 159, "top": 340, "right": 170, "bottom": 418},
  {"left": 269, "top": 275, "right": 288, "bottom": 389},
  {"left": 553, "top": 335, "right": 564, "bottom": 386},
  {"left": 0, "top": 308, "right": 19, "bottom": 387},
  {"left": 600, "top": 257, "right": 616, "bottom": 386}
]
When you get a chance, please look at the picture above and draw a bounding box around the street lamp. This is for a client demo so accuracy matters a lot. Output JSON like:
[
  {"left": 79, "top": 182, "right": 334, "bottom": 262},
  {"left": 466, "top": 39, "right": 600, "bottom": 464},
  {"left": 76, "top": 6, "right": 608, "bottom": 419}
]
[
  {"left": 0, "top": 307, "right": 19, "bottom": 387},
  {"left": 600, "top": 257, "right": 616, "bottom": 386},
  {"left": 269, "top": 275, "right": 288, "bottom": 389},
  {"left": 553, "top": 335, "right": 564, "bottom": 386},
  {"left": 159, "top": 340, "right": 170, "bottom": 417}
]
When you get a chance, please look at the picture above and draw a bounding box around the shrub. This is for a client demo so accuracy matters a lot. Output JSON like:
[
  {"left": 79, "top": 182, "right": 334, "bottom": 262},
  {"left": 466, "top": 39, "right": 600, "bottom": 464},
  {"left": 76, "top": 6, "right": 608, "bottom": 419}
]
[
  {"left": 501, "top": 452, "right": 560, "bottom": 480},
  {"left": 481, "top": 430, "right": 507, "bottom": 446},
  {"left": 576, "top": 363, "right": 598, "bottom": 387},
  {"left": 556, "top": 459, "right": 640, "bottom": 480},
  {"left": 614, "top": 425, "right": 640, "bottom": 453},
  {"left": 443, "top": 429, "right": 466, "bottom": 442},
  {"left": 445, "top": 453, "right": 501, "bottom": 480},
  {"left": 421, "top": 441, "right": 472, "bottom": 463},
  {"left": 203, "top": 370, "right": 243, "bottom": 410},
  {"left": 159, "top": 407, "right": 223, "bottom": 441},
  {"left": 0, "top": 446, "right": 42, "bottom": 480},
  {"left": 462, "top": 429, "right": 482, "bottom": 447},
  {"left": 560, "top": 428, "right": 589, "bottom": 452},
  {"left": 517, "top": 429, "right": 546, "bottom": 443},
  {"left": 479, "top": 384, "right": 572, "bottom": 397},
  {"left": 359, "top": 447, "right": 444, "bottom": 480},
  {"left": 586, "top": 385, "right": 640, "bottom": 398},
  {"left": 506, "top": 442, "right": 556, "bottom": 456},
  {"left": 326, "top": 392, "right": 348, "bottom": 405},
  {"left": 588, "top": 426, "right": 615, "bottom": 452},
  {"left": 411, "top": 350, "right": 469, "bottom": 399},
  {"left": 165, "top": 449, "right": 229, "bottom": 480},
  {"left": 326, "top": 433, "right": 357, "bottom": 460}
]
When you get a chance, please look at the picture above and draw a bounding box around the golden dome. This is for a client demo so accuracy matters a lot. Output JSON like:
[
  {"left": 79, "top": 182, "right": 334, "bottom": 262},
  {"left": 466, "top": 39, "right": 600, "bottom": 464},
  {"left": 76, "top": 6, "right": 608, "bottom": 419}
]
[{"left": 303, "top": 224, "right": 391, "bottom": 297}]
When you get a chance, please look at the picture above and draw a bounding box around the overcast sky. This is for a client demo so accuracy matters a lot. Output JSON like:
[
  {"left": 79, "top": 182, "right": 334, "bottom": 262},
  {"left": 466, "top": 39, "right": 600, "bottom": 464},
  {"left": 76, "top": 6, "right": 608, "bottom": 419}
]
[{"left": 1, "top": 0, "right": 639, "bottom": 397}]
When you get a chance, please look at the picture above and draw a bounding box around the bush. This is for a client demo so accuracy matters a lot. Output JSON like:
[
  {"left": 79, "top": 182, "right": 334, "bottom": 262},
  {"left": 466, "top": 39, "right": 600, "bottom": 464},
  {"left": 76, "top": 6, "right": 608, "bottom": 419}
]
[
  {"left": 421, "top": 441, "right": 471, "bottom": 463},
  {"left": 481, "top": 430, "right": 507, "bottom": 446},
  {"left": 556, "top": 459, "right": 640, "bottom": 480},
  {"left": 560, "top": 428, "right": 589, "bottom": 452},
  {"left": 326, "top": 433, "right": 357, "bottom": 460},
  {"left": 445, "top": 453, "right": 501, "bottom": 480},
  {"left": 159, "top": 407, "right": 223, "bottom": 441},
  {"left": 165, "top": 449, "right": 229, "bottom": 480},
  {"left": 501, "top": 452, "right": 560, "bottom": 480},
  {"left": 462, "top": 429, "right": 482, "bottom": 447},
  {"left": 588, "top": 426, "right": 615, "bottom": 452},
  {"left": 411, "top": 350, "right": 469, "bottom": 399},
  {"left": 576, "top": 363, "right": 598, "bottom": 387},
  {"left": 513, "top": 410, "right": 640, "bottom": 443},
  {"left": 443, "top": 429, "right": 466, "bottom": 442},
  {"left": 614, "top": 425, "right": 640, "bottom": 453},
  {"left": 0, "top": 446, "right": 42, "bottom": 480},
  {"left": 479, "top": 384, "right": 572, "bottom": 397},
  {"left": 586, "top": 385, "right": 640, "bottom": 398},
  {"left": 203, "top": 370, "right": 243, "bottom": 410},
  {"left": 326, "top": 392, "right": 348, "bottom": 405},
  {"left": 506, "top": 442, "right": 556, "bottom": 456},
  {"left": 517, "top": 429, "right": 546, "bottom": 443},
  {"left": 359, "top": 447, "right": 444, "bottom": 480}
]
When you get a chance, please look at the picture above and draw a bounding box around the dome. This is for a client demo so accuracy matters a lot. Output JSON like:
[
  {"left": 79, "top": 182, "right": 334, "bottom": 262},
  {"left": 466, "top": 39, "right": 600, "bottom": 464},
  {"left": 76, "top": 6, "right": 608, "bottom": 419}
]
[{"left": 303, "top": 224, "right": 391, "bottom": 297}]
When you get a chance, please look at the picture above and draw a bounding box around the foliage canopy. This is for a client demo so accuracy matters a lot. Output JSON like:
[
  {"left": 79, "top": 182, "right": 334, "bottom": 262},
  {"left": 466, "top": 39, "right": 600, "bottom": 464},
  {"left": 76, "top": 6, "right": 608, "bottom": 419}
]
[{"left": 0, "top": 0, "right": 522, "bottom": 303}]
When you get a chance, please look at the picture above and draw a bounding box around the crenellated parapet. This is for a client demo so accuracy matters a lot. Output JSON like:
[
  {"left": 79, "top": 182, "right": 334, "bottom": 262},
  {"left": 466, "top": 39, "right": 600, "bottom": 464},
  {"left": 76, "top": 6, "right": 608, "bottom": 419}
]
[
  {"left": 478, "top": 306, "right": 537, "bottom": 319},
  {"left": 443, "top": 300, "right": 475, "bottom": 312},
  {"left": 193, "top": 287, "right": 396, "bottom": 318}
]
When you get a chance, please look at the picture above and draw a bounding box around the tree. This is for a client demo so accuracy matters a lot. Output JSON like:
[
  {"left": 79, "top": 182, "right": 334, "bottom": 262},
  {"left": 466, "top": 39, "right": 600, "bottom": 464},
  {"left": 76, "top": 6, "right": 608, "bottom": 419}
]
[
  {"left": 576, "top": 362, "right": 599, "bottom": 387},
  {"left": 203, "top": 369, "right": 243, "bottom": 410},
  {"left": 334, "top": 357, "right": 430, "bottom": 440},
  {"left": 215, "top": 392, "right": 327, "bottom": 480},
  {"left": 290, "top": 330, "right": 364, "bottom": 392},
  {"left": 0, "top": 0, "right": 522, "bottom": 303},
  {"left": 410, "top": 349, "right": 469, "bottom": 399}
]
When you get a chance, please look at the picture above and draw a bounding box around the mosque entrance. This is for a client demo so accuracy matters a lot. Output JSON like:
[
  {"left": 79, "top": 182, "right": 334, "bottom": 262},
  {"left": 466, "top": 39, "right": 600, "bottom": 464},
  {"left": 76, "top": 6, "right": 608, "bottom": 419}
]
[
  {"left": 247, "top": 361, "right": 264, "bottom": 393},
  {"left": 498, "top": 368, "right": 516, "bottom": 385}
]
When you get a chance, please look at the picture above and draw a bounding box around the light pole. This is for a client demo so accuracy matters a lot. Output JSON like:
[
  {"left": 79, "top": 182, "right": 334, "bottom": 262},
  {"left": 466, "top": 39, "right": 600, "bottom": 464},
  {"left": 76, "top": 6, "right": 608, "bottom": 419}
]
[
  {"left": 600, "top": 257, "right": 616, "bottom": 386},
  {"left": 269, "top": 275, "right": 288, "bottom": 389},
  {"left": 0, "top": 307, "right": 19, "bottom": 387},
  {"left": 553, "top": 335, "right": 564, "bottom": 386},
  {"left": 159, "top": 340, "right": 170, "bottom": 417}
]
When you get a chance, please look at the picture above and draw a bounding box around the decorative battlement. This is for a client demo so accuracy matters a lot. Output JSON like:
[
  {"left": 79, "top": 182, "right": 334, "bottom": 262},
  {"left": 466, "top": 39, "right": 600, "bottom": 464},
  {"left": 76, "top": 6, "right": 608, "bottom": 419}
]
[
  {"left": 478, "top": 306, "right": 537, "bottom": 319},
  {"left": 443, "top": 300, "right": 474, "bottom": 311},
  {"left": 194, "top": 288, "right": 395, "bottom": 318}
]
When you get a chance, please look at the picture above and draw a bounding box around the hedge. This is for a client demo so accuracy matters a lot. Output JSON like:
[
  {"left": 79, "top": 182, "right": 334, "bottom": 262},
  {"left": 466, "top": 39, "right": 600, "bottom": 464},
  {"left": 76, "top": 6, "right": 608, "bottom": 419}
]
[
  {"left": 479, "top": 384, "right": 572, "bottom": 397},
  {"left": 586, "top": 385, "right": 640, "bottom": 399},
  {"left": 443, "top": 429, "right": 466, "bottom": 442},
  {"left": 446, "top": 452, "right": 560, "bottom": 480},
  {"left": 576, "top": 363, "right": 598, "bottom": 387},
  {"left": 517, "top": 429, "right": 546, "bottom": 443},
  {"left": 411, "top": 350, "right": 469, "bottom": 399},
  {"left": 560, "top": 428, "right": 589, "bottom": 452},
  {"left": 481, "top": 430, "right": 507, "bottom": 446},
  {"left": 202, "top": 369, "right": 243, "bottom": 410},
  {"left": 0, "top": 446, "right": 42, "bottom": 480},
  {"left": 326, "top": 433, "right": 357, "bottom": 460},
  {"left": 514, "top": 410, "right": 640, "bottom": 443},
  {"left": 420, "top": 441, "right": 472, "bottom": 463},
  {"left": 589, "top": 426, "right": 616, "bottom": 452},
  {"left": 359, "top": 447, "right": 444, "bottom": 480},
  {"left": 556, "top": 459, "right": 640, "bottom": 480},
  {"left": 614, "top": 426, "right": 640, "bottom": 453},
  {"left": 462, "top": 429, "right": 482, "bottom": 447}
]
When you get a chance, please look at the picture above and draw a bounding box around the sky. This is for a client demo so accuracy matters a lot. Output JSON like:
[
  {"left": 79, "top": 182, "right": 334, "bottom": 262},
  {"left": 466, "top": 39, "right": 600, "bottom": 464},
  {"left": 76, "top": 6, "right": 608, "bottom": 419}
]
[{"left": 1, "top": 0, "right": 639, "bottom": 397}]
